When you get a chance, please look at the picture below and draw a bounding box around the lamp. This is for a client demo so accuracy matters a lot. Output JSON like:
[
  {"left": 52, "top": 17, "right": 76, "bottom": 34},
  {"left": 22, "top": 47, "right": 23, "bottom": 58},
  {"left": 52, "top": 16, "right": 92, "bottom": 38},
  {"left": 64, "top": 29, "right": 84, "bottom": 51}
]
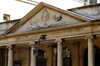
[{"left": 33, "top": 35, "right": 47, "bottom": 56}]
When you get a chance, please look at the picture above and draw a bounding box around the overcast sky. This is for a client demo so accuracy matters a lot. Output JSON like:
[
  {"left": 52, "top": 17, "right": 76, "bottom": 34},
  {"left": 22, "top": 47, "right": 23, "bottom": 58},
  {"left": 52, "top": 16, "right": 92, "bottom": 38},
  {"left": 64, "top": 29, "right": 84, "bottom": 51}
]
[{"left": 1, "top": 0, "right": 83, "bottom": 22}]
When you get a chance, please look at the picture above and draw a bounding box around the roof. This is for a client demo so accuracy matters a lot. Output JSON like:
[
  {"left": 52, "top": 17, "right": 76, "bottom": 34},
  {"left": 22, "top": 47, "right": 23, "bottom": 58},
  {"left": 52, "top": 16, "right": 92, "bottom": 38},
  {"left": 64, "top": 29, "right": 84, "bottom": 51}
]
[
  {"left": 68, "top": 3, "right": 100, "bottom": 10},
  {"left": 67, "top": 10, "right": 95, "bottom": 20},
  {"left": 0, "top": 19, "right": 21, "bottom": 24}
]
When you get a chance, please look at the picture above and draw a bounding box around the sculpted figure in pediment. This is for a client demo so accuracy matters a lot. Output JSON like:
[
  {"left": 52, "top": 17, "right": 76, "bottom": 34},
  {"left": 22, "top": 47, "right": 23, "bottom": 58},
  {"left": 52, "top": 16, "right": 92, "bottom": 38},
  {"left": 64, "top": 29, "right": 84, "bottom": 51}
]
[
  {"left": 41, "top": 8, "right": 50, "bottom": 22},
  {"left": 27, "top": 19, "right": 39, "bottom": 29},
  {"left": 52, "top": 14, "right": 67, "bottom": 26}
]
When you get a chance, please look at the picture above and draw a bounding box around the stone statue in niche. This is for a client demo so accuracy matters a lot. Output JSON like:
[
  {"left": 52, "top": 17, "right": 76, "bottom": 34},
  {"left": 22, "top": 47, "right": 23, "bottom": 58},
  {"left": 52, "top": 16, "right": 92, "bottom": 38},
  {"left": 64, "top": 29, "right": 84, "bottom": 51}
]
[
  {"left": 63, "top": 48, "right": 71, "bottom": 58},
  {"left": 27, "top": 19, "right": 38, "bottom": 29},
  {"left": 41, "top": 8, "right": 50, "bottom": 23},
  {"left": 52, "top": 14, "right": 66, "bottom": 26}
]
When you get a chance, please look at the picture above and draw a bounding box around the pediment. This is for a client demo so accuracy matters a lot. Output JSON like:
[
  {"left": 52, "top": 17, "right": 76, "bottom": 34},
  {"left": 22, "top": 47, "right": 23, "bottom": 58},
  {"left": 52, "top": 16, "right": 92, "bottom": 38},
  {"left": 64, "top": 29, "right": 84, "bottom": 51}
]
[{"left": 4, "top": 2, "right": 92, "bottom": 34}]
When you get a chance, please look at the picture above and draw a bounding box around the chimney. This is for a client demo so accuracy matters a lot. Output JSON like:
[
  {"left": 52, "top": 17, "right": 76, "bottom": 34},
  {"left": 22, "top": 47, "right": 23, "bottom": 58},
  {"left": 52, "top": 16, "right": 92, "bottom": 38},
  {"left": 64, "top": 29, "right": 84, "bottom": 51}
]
[{"left": 3, "top": 14, "right": 10, "bottom": 21}]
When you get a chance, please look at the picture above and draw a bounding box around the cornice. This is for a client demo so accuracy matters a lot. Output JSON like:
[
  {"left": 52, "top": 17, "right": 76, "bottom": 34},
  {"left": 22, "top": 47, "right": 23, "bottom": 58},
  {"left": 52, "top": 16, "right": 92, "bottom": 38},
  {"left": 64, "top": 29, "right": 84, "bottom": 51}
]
[{"left": 0, "top": 22, "right": 96, "bottom": 39}]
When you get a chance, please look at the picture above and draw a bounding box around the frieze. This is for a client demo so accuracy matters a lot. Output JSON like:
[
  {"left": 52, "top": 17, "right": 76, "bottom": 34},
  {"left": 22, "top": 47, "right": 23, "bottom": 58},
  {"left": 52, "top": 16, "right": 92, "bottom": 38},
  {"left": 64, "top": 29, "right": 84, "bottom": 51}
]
[{"left": 16, "top": 28, "right": 85, "bottom": 42}]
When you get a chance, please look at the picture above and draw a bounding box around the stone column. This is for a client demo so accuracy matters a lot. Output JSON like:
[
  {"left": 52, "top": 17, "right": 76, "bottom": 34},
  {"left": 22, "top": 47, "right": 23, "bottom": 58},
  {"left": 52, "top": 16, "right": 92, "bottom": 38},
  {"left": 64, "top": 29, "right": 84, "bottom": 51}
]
[
  {"left": 86, "top": 35, "right": 95, "bottom": 66},
  {"left": 29, "top": 42, "right": 36, "bottom": 66},
  {"left": 73, "top": 42, "right": 80, "bottom": 66},
  {"left": 7, "top": 44, "right": 13, "bottom": 66},
  {"left": 87, "top": 0, "right": 90, "bottom": 5},
  {"left": 55, "top": 38, "right": 63, "bottom": 66}
]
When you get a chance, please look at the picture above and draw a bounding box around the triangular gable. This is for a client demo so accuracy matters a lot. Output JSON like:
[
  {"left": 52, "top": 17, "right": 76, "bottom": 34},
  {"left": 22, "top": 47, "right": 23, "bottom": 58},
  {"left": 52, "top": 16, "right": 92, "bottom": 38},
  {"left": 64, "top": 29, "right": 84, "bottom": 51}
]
[{"left": 4, "top": 2, "right": 92, "bottom": 35}]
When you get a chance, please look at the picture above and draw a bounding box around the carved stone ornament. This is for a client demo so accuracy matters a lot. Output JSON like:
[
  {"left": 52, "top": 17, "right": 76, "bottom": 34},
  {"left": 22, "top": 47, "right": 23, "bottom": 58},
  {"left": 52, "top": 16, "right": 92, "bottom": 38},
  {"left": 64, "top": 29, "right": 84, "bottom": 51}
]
[
  {"left": 41, "top": 8, "right": 49, "bottom": 22},
  {"left": 53, "top": 14, "right": 62, "bottom": 22},
  {"left": 27, "top": 19, "right": 38, "bottom": 29},
  {"left": 63, "top": 48, "right": 71, "bottom": 58},
  {"left": 29, "top": 41, "right": 36, "bottom": 47},
  {"left": 85, "top": 35, "right": 94, "bottom": 40},
  {"left": 52, "top": 14, "right": 67, "bottom": 26},
  {"left": 55, "top": 38, "right": 62, "bottom": 43},
  {"left": 6, "top": 44, "right": 12, "bottom": 49}
]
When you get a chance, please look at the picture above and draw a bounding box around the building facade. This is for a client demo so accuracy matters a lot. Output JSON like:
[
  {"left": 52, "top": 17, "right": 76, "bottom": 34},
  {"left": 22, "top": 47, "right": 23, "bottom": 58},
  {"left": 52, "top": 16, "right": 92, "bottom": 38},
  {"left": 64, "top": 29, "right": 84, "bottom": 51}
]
[{"left": 0, "top": 2, "right": 100, "bottom": 66}]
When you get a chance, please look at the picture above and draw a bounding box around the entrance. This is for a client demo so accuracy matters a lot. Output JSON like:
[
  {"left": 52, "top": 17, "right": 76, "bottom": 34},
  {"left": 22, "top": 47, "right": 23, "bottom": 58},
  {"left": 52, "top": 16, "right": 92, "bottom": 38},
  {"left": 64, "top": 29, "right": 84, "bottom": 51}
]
[
  {"left": 84, "top": 45, "right": 100, "bottom": 66},
  {"left": 36, "top": 50, "right": 46, "bottom": 66},
  {"left": 63, "top": 47, "right": 72, "bottom": 66}
]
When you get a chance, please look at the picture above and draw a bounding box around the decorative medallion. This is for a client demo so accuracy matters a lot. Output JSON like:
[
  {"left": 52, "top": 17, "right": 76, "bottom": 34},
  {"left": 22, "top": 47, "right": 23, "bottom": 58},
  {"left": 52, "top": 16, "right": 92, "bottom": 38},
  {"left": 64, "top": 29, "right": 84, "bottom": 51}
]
[{"left": 41, "top": 8, "right": 50, "bottom": 22}]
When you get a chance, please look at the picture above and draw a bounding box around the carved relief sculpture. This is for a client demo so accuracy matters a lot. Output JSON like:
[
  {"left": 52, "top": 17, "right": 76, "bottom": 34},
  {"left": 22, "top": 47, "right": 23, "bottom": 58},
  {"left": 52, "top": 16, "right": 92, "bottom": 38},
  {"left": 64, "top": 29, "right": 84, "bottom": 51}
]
[
  {"left": 53, "top": 14, "right": 62, "bottom": 22},
  {"left": 63, "top": 48, "right": 71, "bottom": 58},
  {"left": 41, "top": 8, "right": 50, "bottom": 22},
  {"left": 27, "top": 19, "right": 39, "bottom": 29},
  {"left": 52, "top": 14, "right": 66, "bottom": 26}
]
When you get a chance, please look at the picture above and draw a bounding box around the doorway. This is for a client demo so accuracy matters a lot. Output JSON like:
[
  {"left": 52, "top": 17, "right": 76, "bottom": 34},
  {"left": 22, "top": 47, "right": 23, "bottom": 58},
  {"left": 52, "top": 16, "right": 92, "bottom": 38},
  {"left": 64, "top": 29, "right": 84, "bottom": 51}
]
[
  {"left": 63, "top": 47, "right": 72, "bottom": 66},
  {"left": 36, "top": 50, "right": 46, "bottom": 66},
  {"left": 84, "top": 45, "right": 100, "bottom": 66}
]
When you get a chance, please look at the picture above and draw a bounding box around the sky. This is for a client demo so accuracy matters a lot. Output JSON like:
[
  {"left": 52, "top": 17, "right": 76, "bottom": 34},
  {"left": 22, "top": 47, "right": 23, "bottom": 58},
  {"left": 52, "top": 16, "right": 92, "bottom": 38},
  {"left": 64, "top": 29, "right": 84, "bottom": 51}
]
[{"left": 1, "top": 0, "right": 83, "bottom": 22}]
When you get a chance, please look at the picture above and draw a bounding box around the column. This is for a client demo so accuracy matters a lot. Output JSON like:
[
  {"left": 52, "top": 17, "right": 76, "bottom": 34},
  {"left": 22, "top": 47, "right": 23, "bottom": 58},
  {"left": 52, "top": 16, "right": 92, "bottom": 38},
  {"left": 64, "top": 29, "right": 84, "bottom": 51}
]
[
  {"left": 55, "top": 38, "right": 63, "bottom": 66},
  {"left": 29, "top": 42, "right": 36, "bottom": 66},
  {"left": 86, "top": 35, "right": 95, "bottom": 66},
  {"left": 7, "top": 44, "right": 13, "bottom": 66},
  {"left": 73, "top": 42, "right": 80, "bottom": 66},
  {"left": 87, "top": 0, "right": 90, "bottom": 5}
]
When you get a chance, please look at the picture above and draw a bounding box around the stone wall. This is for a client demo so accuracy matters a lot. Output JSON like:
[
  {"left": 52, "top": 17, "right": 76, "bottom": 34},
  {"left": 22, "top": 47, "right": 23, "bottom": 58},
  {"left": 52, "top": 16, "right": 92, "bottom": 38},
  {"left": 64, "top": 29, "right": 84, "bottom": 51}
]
[{"left": 69, "top": 4, "right": 100, "bottom": 19}]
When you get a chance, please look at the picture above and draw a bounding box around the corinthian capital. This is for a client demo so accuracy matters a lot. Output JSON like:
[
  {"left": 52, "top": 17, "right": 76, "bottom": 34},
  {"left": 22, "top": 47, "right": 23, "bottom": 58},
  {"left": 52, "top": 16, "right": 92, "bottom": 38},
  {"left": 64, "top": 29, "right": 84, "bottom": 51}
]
[
  {"left": 85, "top": 35, "right": 94, "bottom": 39},
  {"left": 6, "top": 44, "right": 12, "bottom": 49},
  {"left": 29, "top": 41, "right": 36, "bottom": 47},
  {"left": 55, "top": 38, "right": 62, "bottom": 43}
]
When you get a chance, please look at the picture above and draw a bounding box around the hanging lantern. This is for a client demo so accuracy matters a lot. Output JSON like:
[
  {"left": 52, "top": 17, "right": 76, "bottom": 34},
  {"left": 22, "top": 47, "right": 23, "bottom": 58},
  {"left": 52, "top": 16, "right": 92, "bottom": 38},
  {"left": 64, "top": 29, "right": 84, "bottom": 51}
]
[
  {"left": 33, "top": 35, "right": 47, "bottom": 56},
  {"left": 33, "top": 50, "right": 38, "bottom": 55},
  {"left": 38, "top": 50, "right": 44, "bottom": 56},
  {"left": 33, "top": 49, "right": 45, "bottom": 56}
]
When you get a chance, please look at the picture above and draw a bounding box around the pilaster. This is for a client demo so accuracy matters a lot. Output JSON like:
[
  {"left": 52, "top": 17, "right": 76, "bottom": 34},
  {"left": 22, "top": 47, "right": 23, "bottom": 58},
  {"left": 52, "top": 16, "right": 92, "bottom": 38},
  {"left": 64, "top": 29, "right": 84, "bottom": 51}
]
[{"left": 73, "top": 42, "right": 80, "bottom": 66}]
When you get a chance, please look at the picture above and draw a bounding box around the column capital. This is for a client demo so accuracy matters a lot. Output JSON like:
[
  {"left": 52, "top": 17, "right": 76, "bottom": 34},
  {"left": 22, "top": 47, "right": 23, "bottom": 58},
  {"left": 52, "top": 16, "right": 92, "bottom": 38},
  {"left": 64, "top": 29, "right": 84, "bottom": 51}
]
[
  {"left": 6, "top": 44, "right": 12, "bottom": 49},
  {"left": 85, "top": 35, "right": 94, "bottom": 40},
  {"left": 29, "top": 41, "right": 36, "bottom": 48},
  {"left": 55, "top": 38, "right": 62, "bottom": 43}
]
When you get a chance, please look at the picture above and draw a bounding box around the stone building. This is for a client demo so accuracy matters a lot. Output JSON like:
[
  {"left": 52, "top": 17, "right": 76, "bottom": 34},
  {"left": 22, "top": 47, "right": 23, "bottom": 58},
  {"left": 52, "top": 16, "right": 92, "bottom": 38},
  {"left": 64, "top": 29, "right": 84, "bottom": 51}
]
[{"left": 1, "top": 2, "right": 100, "bottom": 66}]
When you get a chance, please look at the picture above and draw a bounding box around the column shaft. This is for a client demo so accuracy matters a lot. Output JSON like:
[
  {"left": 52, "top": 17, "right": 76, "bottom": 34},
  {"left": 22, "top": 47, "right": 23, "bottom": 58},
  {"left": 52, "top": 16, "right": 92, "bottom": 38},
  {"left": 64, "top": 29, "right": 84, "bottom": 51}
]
[
  {"left": 88, "top": 38, "right": 94, "bottom": 66},
  {"left": 31, "top": 47, "right": 36, "bottom": 66},
  {"left": 57, "top": 42, "right": 63, "bottom": 66},
  {"left": 55, "top": 38, "right": 63, "bottom": 66},
  {"left": 8, "top": 47, "right": 13, "bottom": 66}
]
